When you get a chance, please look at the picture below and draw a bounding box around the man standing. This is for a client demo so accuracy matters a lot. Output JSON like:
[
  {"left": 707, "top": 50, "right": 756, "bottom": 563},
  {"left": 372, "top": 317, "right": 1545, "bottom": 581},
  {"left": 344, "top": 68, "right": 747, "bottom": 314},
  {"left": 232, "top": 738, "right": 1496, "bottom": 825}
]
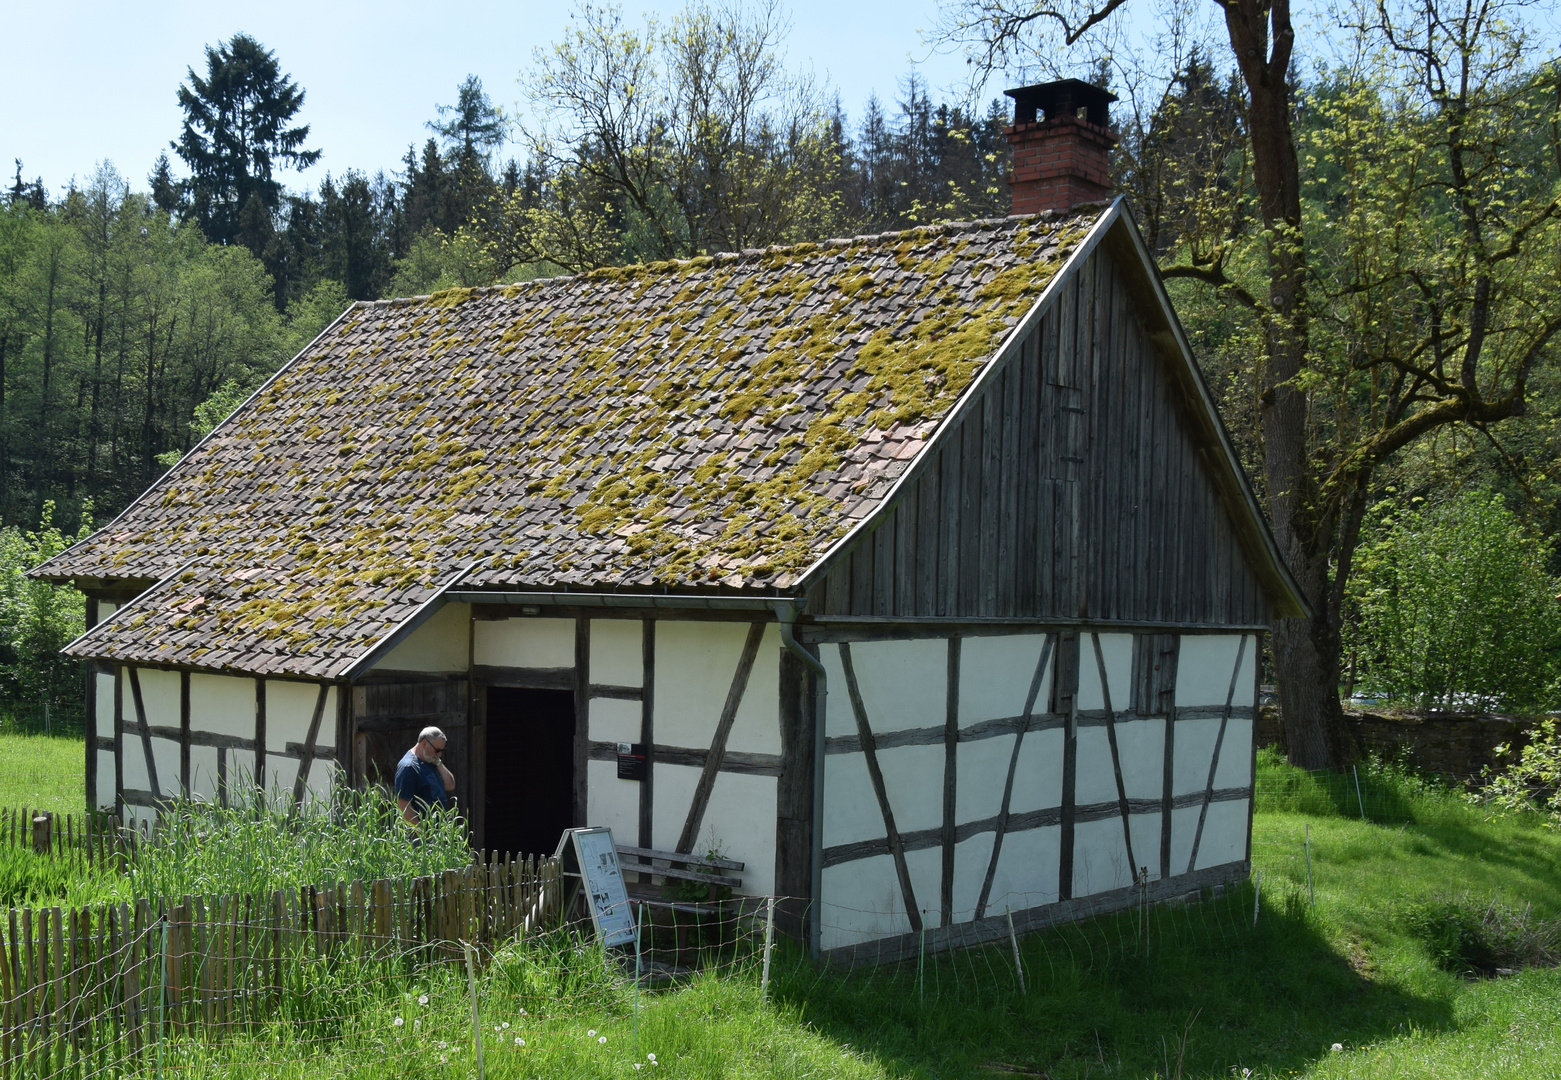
[{"left": 395, "top": 726, "right": 456, "bottom": 824}]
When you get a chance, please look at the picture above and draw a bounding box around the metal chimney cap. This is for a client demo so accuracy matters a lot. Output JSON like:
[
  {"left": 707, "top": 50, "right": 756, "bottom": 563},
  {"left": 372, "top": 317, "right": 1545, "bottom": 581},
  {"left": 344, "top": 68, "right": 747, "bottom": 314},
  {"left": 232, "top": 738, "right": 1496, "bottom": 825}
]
[{"left": 1005, "top": 79, "right": 1117, "bottom": 127}]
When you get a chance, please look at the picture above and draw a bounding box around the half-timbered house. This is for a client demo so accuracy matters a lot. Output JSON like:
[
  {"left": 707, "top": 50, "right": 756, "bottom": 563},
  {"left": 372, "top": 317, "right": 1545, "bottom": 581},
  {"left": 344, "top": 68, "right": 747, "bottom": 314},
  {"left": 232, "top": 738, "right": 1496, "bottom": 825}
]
[{"left": 37, "top": 81, "right": 1305, "bottom": 961}]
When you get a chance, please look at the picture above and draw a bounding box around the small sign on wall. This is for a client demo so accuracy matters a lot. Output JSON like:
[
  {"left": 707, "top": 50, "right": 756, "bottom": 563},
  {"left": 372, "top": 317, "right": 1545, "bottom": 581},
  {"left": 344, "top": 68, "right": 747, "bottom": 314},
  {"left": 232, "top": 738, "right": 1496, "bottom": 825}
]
[{"left": 616, "top": 742, "right": 647, "bottom": 781}]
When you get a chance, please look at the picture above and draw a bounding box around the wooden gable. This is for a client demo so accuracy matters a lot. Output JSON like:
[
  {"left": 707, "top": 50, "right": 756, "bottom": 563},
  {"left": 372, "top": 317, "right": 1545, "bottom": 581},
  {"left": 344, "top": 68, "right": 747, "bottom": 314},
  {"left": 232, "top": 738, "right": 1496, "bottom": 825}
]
[{"left": 804, "top": 214, "right": 1290, "bottom": 627}]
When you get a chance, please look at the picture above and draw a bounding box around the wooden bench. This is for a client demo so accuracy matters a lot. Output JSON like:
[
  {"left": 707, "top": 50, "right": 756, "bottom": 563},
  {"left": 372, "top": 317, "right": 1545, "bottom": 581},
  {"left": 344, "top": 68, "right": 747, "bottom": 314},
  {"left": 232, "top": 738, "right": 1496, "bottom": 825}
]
[{"left": 615, "top": 845, "right": 744, "bottom": 904}]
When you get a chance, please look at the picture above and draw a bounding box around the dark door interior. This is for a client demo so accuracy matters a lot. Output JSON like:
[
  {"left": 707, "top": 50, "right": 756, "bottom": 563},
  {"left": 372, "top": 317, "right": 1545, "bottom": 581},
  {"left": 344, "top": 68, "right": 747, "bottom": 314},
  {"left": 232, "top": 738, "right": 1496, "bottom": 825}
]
[
  {"left": 485, "top": 687, "right": 576, "bottom": 858},
  {"left": 355, "top": 678, "right": 469, "bottom": 811}
]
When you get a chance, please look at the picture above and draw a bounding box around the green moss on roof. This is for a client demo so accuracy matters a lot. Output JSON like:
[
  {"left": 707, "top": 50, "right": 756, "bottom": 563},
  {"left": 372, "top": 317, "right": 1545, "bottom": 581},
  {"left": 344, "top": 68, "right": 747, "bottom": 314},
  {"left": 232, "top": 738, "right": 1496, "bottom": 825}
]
[{"left": 46, "top": 210, "right": 1099, "bottom": 676}]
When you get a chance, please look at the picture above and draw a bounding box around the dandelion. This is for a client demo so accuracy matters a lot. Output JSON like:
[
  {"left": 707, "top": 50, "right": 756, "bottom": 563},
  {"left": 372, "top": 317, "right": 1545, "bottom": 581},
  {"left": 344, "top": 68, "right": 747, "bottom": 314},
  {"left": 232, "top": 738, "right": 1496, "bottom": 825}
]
[
  {"left": 647, "top": 1053, "right": 656, "bottom": 1061},
  {"left": 418, "top": 995, "right": 429, "bottom": 1006},
  {"left": 438, "top": 1041, "right": 449, "bottom": 1050},
  {"left": 588, "top": 1029, "right": 597, "bottom": 1037},
  {"left": 392, "top": 1017, "right": 404, "bottom": 1028},
  {"left": 519, "top": 1008, "right": 527, "bottom": 1016},
  {"left": 1332, "top": 1043, "right": 1344, "bottom": 1053},
  {"left": 502, "top": 1021, "right": 511, "bottom": 1029},
  {"left": 599, "top": 1036, "right": 608, "bottom": 1045},
  {"left": 515, "top": 1037, "right": 525, "bottom": 1047}
]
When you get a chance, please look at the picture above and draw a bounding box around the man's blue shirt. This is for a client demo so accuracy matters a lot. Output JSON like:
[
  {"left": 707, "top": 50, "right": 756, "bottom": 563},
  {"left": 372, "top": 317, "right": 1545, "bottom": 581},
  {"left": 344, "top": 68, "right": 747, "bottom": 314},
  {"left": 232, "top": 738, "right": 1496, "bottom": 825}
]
[{"left": 394, "top": 749, "right": 451, "bottom": 816}]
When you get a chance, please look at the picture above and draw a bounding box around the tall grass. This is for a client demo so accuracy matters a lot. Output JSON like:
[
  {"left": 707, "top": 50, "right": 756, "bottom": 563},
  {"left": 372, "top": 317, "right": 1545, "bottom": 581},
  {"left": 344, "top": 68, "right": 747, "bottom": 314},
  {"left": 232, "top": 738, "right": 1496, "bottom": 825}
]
[
  {"left": 125, "top": 783, "right": 472, "bottom": 901},
  {"left": 0, "top": 783, "right": 472, "bottom": 909}
]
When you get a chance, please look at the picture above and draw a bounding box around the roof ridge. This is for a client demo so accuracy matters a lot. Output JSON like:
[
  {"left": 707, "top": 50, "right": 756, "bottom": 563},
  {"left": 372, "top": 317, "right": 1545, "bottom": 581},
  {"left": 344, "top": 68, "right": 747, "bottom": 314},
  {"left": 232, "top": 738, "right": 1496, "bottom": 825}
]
[{"left": 361, "top": 206, "right": 1103, "bottom": 310}]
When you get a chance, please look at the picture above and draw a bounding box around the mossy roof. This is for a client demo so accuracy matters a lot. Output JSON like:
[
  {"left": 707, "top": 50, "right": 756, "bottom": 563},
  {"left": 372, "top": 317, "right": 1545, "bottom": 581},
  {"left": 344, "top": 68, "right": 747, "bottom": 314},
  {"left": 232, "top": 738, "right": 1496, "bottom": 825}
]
[{"left": 41, "top": 208, "right": 1101, "bottom": 678}]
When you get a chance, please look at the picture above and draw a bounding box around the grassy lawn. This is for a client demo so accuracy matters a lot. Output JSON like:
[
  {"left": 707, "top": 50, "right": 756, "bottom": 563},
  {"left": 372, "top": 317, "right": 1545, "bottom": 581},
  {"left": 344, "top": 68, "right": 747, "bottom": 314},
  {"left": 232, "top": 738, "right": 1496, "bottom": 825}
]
[
  {"left": 3, "top": 736, "right": 1561, "bottom": 1077},
  {"left": 0, "top": 732, "right": 84, "bottom": 814}
]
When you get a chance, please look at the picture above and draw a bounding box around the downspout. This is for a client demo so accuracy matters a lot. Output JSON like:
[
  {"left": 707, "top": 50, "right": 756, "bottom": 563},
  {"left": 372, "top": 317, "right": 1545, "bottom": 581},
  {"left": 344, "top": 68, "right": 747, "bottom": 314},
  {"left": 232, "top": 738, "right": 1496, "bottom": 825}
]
[{"left": 774, "top": 600, "right": 827, "bottom": 959}]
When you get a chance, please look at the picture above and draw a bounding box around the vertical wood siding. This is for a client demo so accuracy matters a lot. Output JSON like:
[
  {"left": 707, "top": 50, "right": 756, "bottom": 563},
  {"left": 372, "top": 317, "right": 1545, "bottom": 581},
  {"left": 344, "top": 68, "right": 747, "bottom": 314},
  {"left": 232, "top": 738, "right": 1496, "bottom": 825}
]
[{"left": 810, "top": 247, "right": 1270, "bottom": 626}]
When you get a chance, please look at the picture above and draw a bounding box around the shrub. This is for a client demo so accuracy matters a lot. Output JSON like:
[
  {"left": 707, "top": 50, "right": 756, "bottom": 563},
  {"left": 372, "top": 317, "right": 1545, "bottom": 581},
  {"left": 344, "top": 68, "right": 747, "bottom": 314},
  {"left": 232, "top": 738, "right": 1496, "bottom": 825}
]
[
  {"left": 1344, "top": 490, "right": 1561, "bottom": 712},
  {"left": 1404, "top": 893, "right": 1560, "bottom": 976},
  {"left": 1477, "top": 718, "right": 1561, "bottom": 825}
]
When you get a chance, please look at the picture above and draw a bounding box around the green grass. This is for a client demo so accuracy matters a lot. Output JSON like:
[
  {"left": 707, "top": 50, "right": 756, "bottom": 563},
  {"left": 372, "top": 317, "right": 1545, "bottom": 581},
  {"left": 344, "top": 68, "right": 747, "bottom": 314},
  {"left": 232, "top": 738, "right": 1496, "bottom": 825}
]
[
  {"left": 0, "top": 732, "right": 85, "bottom": 814},
  {"left": 5, "top": 736, "right": 1561, "bottom": 1077}
]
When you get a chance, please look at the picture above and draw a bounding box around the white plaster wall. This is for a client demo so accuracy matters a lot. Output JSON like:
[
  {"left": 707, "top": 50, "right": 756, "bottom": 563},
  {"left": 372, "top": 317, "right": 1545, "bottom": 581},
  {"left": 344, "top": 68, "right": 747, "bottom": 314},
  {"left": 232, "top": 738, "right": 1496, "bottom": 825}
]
[
  {"left": 137, "top": 668, "right": 180, "bottom": 729},
  {"left": 379, "top": 603, "right": 471, "bottom": 672},
  {"left": 875, "top": 743, "right": 945, "bottom": 835},
  {"left": 94, "top": 751, "right": 115, "bottom": 810},
  {"left": 821, "top": 854, "right": 910, "bottom": 949},
  {"left": 727, "top": 627, "right": 781, "bottom": 756},
  {"left": 1194, "top": 799, "right": 1248, "bottom": 869},
  {"left": 1076, "top": 633, "right": 1134, "bottom": 711},
  {"left": 1074, "top": 727, "right": 1122, "bottom": 806},
  {"left": 1073, "top": 817, "right": 1134, "bottom": 896},
  {"left": 188, "top": 745, "right": 220, "bottom": 803},
  {"left": 190, "top": 674, "right": 256, "bottom": 739},
  {"left": 905, "top": 846, "right": 943, "bottom": 928},
  {"left": 1169, "top": 805, "right": 1200, "bottom": 875},
  {"left": 122, "top": 732, "right": 148, "bottom": 791},
  {"left": 1114, "top": 718, "right": 1166, "bottom": 800},
  {"left": 703, "top": 772, "right": 777, "bottom": 896},
  {"left": 590, "top": 620, "right": 643, "bottom": 687},
  {"left": 1172, "top": 717, "right": 1221, "bottom": 796},
  {"left": 268, "top": 757, "right": 301, "bottom": 798},
  {"left": 267, "top": 681, "right": 325, "bottom": 750},
  {"left": 1009, "top": 729, "right": 1064, "bottom": 814},
  {"left": 586, "top": 759, "right": 640, "bottom": 841},
  {"left": 95, "top": 670, "right": 114, "bottom": 731},
  {"left": 654, "top": 622, "right": 752, "bottom": 748},
  {"left": 990, "top": 825, "right": 1062, "bottom": 912},
  {"left": 956, "top": 734, "right": 1014, "bottom": 822},
  {"left": 959, "top": 634, "right": 1051, "bottom": 723},
  {"left": 1213, "top": 718, "right": 1253, "bottom": 789},
  {"left": 1129, "top": 812, "right": 1162, "bottom": 881},
  {"left": 829, "top": 638, "right": 947, "bottom": 733},
  {"left": 1175, "top": 634, "right": 1255, "bottom": 709},
  {"left": 650, "top": 762, "right": 702, "bottom": 852},
  {"left": 589, "top": 697, "right": 641, "bottom": 745},
  {"left": 304, "top": 759, "right": 338, "bottom": 803},
  {"left": 227, "top": 749, "right": 257, "bottom": 791},
  {"left": 474, "top": 616, "right": 575, "bottom": 669},
  {"left": 822, "top": 752, "right": 882, "bottom": 848},
  {"left": 952, "top": 832, "right": 996, "bottom": 921}
]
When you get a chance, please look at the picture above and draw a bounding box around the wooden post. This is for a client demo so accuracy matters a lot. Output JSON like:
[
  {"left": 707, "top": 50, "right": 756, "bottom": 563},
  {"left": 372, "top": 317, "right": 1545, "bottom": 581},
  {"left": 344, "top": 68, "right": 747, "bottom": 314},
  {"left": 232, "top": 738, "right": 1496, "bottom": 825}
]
[{"left": 32, "top": 813, "right": 50, "bottom": 855}]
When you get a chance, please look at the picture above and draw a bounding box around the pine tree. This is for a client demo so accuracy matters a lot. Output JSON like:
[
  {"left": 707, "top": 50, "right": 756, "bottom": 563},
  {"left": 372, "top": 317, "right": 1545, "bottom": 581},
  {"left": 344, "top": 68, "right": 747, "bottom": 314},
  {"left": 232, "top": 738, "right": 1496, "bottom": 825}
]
[{"left": 173, "top": 33, "right": 321, "bottom": 252}]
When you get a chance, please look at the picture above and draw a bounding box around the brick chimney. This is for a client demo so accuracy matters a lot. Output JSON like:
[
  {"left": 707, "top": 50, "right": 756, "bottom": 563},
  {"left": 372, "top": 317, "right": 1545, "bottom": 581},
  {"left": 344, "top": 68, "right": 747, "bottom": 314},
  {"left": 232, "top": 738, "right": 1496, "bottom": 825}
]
[{"left": 1004, "top": 80, "right": 1118, "bottom": 215}]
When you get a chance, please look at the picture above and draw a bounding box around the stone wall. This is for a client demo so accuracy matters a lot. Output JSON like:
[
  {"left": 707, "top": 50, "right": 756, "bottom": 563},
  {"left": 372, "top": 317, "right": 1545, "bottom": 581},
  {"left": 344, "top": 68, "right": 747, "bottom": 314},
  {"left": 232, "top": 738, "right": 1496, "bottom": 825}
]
[{"left": 1254, "top": 705, "right": 1538, "bottom": 782}]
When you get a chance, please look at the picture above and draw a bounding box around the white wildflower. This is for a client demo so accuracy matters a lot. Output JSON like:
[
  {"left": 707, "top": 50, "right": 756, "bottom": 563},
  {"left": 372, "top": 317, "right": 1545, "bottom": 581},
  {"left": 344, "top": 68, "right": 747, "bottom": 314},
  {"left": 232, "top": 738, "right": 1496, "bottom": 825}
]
[
  {"left": 1332, "top": 1043, "right": 1344, "bottom": 1052},
  {"left": 392, "top": 1017, "right": 404, "bottom": 1028},
  {"left": 588, "top": 1029, "right": 597, "bottom": 1037},
  {"left": 647, "top": 1053, "right": 656, "bottom": 1061},
  {"left": 502, "top": 1021, "right": 510, "bottom": 1029},
  {"left": 515, "top": 1037, "right": 525, "bottom": 1047},
  {"left": 418, "top": 995, "right": 429, "bottom": 1006},
  {"left": 599, "top": 1036, "right": 608, "bottom": 1045}
]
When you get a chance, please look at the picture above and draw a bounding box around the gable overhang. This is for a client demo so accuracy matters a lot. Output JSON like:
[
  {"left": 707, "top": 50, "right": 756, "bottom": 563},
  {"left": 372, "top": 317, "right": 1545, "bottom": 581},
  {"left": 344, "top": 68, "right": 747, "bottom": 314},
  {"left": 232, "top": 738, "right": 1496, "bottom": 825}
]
[{"left": 796, "top": 197, "right": 1310, "bottom": 621}]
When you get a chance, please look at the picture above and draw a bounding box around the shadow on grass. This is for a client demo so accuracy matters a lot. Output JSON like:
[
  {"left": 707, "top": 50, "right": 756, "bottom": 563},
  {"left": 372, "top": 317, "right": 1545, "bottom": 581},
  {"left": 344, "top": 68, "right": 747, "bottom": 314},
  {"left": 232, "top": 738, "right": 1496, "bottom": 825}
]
[{"left": 772, "top": 884, "right": 1454, "bottom": 1079}]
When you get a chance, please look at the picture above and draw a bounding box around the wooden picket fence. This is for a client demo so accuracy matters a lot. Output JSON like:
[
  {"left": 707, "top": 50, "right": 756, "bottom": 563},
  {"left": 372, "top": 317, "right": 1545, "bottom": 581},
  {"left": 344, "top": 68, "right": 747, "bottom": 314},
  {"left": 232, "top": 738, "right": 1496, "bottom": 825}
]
[
  {"left": 0, "top": 810, "right": 126, "bottom": 871},
  {"left": 0, "top": 852, "right": 562, "bottom": 1078}
]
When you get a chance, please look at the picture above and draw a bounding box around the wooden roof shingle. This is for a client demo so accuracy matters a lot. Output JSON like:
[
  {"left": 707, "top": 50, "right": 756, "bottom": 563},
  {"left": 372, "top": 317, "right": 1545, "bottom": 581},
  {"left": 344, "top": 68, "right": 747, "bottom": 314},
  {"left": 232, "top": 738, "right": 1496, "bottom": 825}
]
[{"left": 41, "top": 209, "right": 1101, "bottom": 677}]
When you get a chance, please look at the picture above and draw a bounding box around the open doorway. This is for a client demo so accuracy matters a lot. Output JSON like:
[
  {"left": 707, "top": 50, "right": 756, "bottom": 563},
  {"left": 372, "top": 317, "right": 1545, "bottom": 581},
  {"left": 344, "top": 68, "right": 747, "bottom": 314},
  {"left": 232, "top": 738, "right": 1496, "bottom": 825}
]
[{"left": 484, "top": 687, "right": 575, "bottom": 858}]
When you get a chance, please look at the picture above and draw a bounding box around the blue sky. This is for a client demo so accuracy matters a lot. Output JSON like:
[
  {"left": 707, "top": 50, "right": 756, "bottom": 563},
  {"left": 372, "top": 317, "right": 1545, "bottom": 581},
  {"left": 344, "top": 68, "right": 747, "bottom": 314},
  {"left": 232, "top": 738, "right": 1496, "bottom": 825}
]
[{"left": 4, "top": 0, "right": 1005, "bottom": 197}]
